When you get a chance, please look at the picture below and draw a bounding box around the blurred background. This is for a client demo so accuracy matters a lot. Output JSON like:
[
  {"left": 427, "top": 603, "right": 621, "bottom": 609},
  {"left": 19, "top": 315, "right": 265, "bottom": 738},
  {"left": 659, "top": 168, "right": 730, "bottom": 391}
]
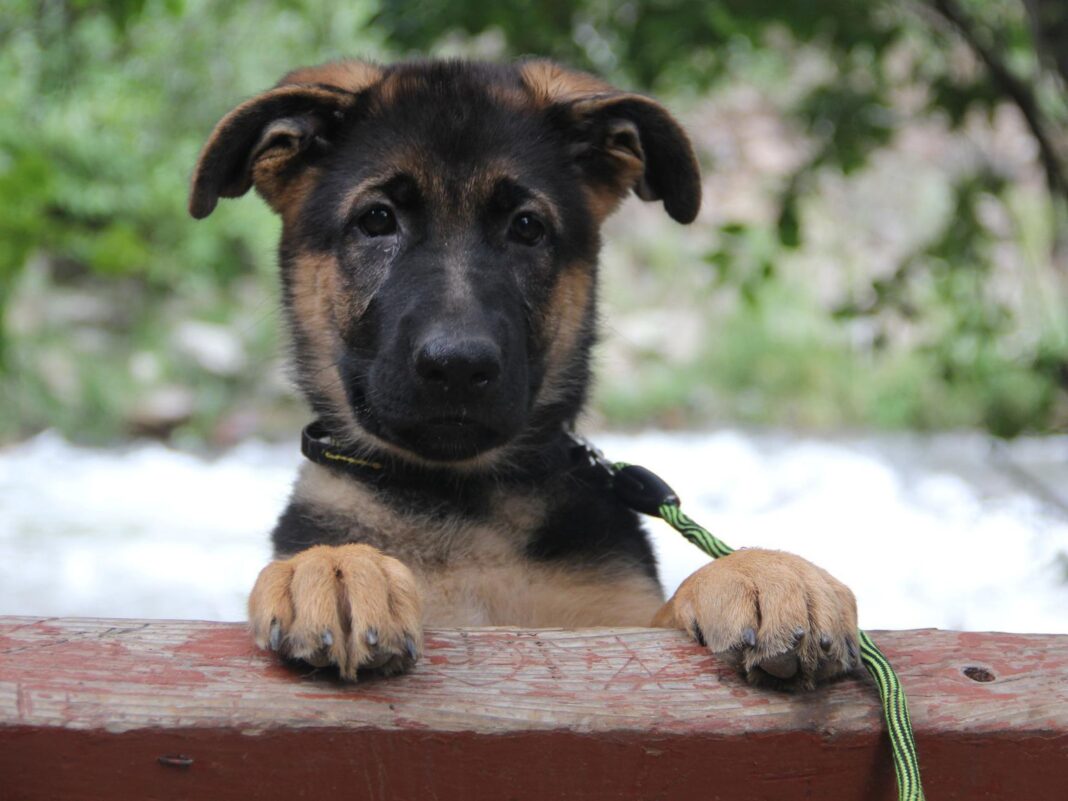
[{"left": 1, "top": 0, "right": 1067, "bottom": 631}]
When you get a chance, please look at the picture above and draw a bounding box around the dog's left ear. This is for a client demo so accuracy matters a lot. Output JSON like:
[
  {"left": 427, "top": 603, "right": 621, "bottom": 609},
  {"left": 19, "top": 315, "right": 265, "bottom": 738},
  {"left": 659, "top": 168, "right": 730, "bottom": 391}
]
[{"left": 521, "top": 60, "right": 701, "bottom": 224}]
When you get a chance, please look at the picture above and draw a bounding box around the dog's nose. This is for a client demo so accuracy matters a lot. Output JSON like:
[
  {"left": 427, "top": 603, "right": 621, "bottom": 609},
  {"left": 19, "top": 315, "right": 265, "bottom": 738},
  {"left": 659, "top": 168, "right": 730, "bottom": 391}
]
[{"left": 414, "top": 335, "right": 501, "bottom": 394}]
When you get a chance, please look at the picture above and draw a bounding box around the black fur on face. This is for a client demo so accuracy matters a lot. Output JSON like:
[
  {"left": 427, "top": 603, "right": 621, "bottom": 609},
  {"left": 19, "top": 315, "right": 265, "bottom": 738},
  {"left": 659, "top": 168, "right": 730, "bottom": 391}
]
[
  {"left": 190, "top": 58, "right": 700, "bottom": 469},
  {"left": 292, "top": 66, "right": 598, "bottom": 462}
]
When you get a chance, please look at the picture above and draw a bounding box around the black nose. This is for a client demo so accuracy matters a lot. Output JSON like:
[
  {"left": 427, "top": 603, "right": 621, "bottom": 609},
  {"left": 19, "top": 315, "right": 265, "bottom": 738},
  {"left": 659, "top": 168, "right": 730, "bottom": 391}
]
[{"left": 415, "top": 335, "right": 501, "bottom": 395}]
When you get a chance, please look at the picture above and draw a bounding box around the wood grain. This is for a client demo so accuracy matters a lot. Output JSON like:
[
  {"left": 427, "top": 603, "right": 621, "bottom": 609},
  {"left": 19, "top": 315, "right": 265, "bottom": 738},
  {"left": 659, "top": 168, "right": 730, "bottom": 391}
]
[{"left": 1, "top": 616, "right": 1066, "bottom": 800}]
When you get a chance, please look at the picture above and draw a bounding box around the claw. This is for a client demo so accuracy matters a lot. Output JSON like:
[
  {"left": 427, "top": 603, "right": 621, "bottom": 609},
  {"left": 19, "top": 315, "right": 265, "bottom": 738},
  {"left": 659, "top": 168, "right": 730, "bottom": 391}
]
[
  {"left": 847, "top": 637, "right": 858, "bottom": 665},
  {"left": 742, "top": 627, "right": 757, "bottom": 648},
  {"left": 792, "top": 626, "right": 805, "bottom": 643},
  {"left": 366, "top": 628, "right": 379, "bottom": 647},
  {"left": 269, "top": 621, "right": 281, "bottom": 651},
  {"left": 321, "top": 629, "right": 333, "bottom": 648},
  {"left": 404, "top": 635, "right": 419, "bottom": 662},
  {"left": 820, "top": 633, "right": 833, "bottom": 651}
]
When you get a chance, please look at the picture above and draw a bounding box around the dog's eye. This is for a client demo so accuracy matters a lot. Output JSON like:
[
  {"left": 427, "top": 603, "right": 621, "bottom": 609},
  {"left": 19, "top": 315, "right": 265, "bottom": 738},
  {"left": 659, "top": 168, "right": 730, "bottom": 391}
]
[
  {"left": 509, "top": 213, "right": 545, "bottom": 246},
  {"left": 357, "top": 205, "right": 397, "bottom": 237}
]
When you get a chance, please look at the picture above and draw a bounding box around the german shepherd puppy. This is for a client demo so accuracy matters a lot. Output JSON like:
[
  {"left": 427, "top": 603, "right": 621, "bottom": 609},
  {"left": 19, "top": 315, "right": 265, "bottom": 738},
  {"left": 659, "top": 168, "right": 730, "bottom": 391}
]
[{"left": 190, "top": 58, "right": 857, "bottom": 689}]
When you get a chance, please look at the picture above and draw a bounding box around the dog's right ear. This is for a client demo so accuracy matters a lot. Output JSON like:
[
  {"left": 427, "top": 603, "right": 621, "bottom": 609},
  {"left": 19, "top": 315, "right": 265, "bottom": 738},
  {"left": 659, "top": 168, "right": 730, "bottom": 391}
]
[{"left": 189, "top": 61, "right": 382, "bottom": 219}]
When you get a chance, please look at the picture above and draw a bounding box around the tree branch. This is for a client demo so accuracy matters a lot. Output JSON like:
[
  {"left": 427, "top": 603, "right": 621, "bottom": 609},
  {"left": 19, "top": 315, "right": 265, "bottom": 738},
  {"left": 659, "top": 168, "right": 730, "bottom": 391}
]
[
  {"left": 929, "top": 0, "right": 1067, "bottom": 200},
  {"left": 1023, "top": 0, "right": 1068, "bottom": 87}
]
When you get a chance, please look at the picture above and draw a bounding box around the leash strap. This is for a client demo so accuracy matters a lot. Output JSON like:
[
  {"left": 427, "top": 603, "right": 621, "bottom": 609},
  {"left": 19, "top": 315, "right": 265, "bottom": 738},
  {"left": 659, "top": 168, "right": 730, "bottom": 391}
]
[{"left": 609, "top": 461, "right": 925, "bottom": 801}]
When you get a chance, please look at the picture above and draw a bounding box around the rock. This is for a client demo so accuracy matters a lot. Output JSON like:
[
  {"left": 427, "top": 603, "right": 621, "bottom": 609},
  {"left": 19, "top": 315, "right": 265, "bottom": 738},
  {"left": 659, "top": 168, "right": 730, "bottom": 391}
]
[
  {"left": 172, "top": 321, "right": 247, "bottom": 376},
  {"left": 127, "top": 386, "right": 196, "bottom": 439}
]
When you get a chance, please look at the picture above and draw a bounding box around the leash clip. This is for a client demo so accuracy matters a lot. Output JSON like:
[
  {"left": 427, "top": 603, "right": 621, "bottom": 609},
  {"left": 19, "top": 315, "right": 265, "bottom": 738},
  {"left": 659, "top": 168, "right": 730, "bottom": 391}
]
[
  {"left": 565, "top": 432, "right": 679, "bottom": 516},
  {"left": 612, "top": 464, "right": 680, "bottom": 517},
  {"left": 566, "top": 432, "right": 617, "bottom": 474}
]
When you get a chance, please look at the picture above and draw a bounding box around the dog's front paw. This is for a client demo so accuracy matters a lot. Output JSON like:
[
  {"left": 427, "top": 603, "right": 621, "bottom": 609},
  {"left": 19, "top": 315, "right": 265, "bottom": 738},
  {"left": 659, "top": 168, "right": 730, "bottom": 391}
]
[
  {"left": 661, "top": 548, "right": 858, "bottom": 690},
  {"left": 248, "top": 543, "right": 423, "bottom": 680}
]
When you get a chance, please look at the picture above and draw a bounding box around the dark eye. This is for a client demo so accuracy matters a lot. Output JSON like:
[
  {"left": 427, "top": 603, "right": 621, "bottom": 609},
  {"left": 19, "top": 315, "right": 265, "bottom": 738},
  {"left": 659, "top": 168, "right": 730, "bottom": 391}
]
[
  {"left": 357, "top": 205, "right": 397, "bottom": 237},
  {"left": 509, "top": 212, "right": 545, "bottom": 246}
]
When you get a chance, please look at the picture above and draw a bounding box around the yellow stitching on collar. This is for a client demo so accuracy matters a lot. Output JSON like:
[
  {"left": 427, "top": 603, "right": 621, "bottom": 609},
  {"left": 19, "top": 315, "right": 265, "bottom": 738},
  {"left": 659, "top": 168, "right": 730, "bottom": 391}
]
[{"left": 324, "top": 450, "right": 384, "bottom": 470}]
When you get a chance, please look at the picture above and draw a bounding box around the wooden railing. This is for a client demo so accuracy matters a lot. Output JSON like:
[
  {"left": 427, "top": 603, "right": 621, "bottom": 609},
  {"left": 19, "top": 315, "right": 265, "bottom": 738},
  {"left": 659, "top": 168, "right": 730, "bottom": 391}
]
[{"left": 1, "top": 616, "right": 1066, "bottom": 800}]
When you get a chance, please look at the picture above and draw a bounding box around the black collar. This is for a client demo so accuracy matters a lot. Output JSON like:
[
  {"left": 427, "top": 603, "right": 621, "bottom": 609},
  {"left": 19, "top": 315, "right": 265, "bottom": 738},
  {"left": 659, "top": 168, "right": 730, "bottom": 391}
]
[
  {"left": 300, "top": 419, "right": 597, "bottom": 488},
  {"left": 301, "top": 420, "right": 389, "bottom": 482},
  {"left": 299, "top": 419, "right": 677, "bottom": 516}
]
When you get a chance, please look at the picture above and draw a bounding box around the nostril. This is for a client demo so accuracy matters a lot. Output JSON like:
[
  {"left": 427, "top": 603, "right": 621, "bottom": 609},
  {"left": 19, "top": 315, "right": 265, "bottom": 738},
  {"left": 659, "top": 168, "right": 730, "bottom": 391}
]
[
  {"left": 415, "top": 336, "right": 501, "bottom": 392},
  {"left": 470, "top": 359, "right": 500, "bottom": 388},
  {"left": 415, "top": 344, "right": 450, "bottom": 384}
]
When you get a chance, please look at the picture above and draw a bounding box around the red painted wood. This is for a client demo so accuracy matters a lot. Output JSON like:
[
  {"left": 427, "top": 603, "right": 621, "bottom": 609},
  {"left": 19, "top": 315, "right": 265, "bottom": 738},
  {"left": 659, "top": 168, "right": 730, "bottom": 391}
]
[{"left": 1, "top": 617, "right": 1066, "bottom": 800}]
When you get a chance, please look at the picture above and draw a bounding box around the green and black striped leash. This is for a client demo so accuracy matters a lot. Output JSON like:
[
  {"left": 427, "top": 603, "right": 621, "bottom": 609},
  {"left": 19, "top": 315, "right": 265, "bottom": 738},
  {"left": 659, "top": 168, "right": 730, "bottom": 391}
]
[{"left": 594, "top": 450, "right": 925, "bottom": 801}]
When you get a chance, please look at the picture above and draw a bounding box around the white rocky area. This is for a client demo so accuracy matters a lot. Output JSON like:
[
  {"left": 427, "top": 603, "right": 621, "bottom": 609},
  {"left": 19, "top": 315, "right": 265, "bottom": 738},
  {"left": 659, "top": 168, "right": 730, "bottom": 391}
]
[{"left": 2, "top": 430, "right": 1066, "bottom": 633}]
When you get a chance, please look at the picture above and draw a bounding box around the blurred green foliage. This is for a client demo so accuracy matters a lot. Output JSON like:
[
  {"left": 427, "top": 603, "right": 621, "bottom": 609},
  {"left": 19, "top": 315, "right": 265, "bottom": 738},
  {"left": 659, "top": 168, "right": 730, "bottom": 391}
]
[
  {"left": 1, "top": 0, "right": 1066, "bottom": 443},
  {"left": 0, "top": 0, "right": 386, "bottom": 442}
]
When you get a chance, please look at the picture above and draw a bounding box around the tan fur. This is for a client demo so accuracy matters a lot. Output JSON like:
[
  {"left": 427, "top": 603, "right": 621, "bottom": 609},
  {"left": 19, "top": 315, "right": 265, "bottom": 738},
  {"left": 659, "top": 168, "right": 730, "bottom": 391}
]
[
  {"left": 287, "top": 251, "right": 443, "bottom": 465},
  {"left": 582, "top": 118, "right": 650, "bottom": 221},
  {"left": 257, "top": 164, "right": 322, "bottom": 221},
  {"left": 519, "top": 60, "right": 614, "bottom": 106},
  {"left": 583, "top": 186, "right": 627, "bottom": 225},
  {"left": 286, "top": 463, "right": 664, "bottom": 629},
  {"left": 249, "top": 543, "right": 423, "bottom": 679},
  {"left": 189, "top": 84, "right": 355, "bottom": 218},
  {"left": 247, "top": 556, "right": 295, "bottom": 640},
  {"left": 653, "top": 549, "right": 857, "bottom": 689},
  {"left": 293, "top": 462, "right": 548, "bottom": 569},
  {"left": 279, "top": 59, "right": 383, "bottom": 92},
  {"left": 191, "top": 62, "right": 382, "bottom": 220},
  {"left": 424, "top": 564, "right": 662, "bottom": 628},
  {"left": 518, "top": 60, "right": 685, "bottom": 221},
  {"left": 287, "top": 252, "right": 358, "bottom": 433},
  {"left": 535, "top": 263, "right": 595, "bottom": 411}
]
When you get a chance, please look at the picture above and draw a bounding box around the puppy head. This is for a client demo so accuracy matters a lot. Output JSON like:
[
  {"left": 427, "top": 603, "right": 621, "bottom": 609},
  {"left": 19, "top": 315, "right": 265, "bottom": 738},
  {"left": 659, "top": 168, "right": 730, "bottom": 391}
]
[{"left": 190, "top": 58, "right": 700, "bottom": 466}]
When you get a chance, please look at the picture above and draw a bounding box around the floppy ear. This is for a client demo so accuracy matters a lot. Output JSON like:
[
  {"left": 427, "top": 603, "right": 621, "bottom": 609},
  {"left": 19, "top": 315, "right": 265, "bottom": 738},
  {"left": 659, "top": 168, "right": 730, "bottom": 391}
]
[
  {"left": 521, "top": 60, "right": 701, "bottom": 224},
  {"left": 189, "top": 60, "right": 382, "bottom": 219}
]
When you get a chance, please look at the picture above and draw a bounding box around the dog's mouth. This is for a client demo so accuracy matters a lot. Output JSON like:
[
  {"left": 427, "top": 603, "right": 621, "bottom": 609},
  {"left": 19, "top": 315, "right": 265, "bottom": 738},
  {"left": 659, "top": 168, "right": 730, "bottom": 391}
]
[
  {"left": 348, "top": 385, "right": 515, "bottom": 462},
  {"left": 340, "top": 353, "right": 530, "bottom": 464},
  {"left": 383, "top": 416, "right": 510, "bottom": 462},
  {"left": 424, "top": 415, "right": 478, "bottom": 427}
]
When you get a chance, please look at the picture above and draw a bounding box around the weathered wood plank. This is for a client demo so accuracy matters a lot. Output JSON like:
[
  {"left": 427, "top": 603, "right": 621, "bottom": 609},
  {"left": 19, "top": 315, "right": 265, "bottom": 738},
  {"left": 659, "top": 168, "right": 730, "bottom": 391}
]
[{"left": 1, "top": 616, "right": 1066, "bottom": 800}]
